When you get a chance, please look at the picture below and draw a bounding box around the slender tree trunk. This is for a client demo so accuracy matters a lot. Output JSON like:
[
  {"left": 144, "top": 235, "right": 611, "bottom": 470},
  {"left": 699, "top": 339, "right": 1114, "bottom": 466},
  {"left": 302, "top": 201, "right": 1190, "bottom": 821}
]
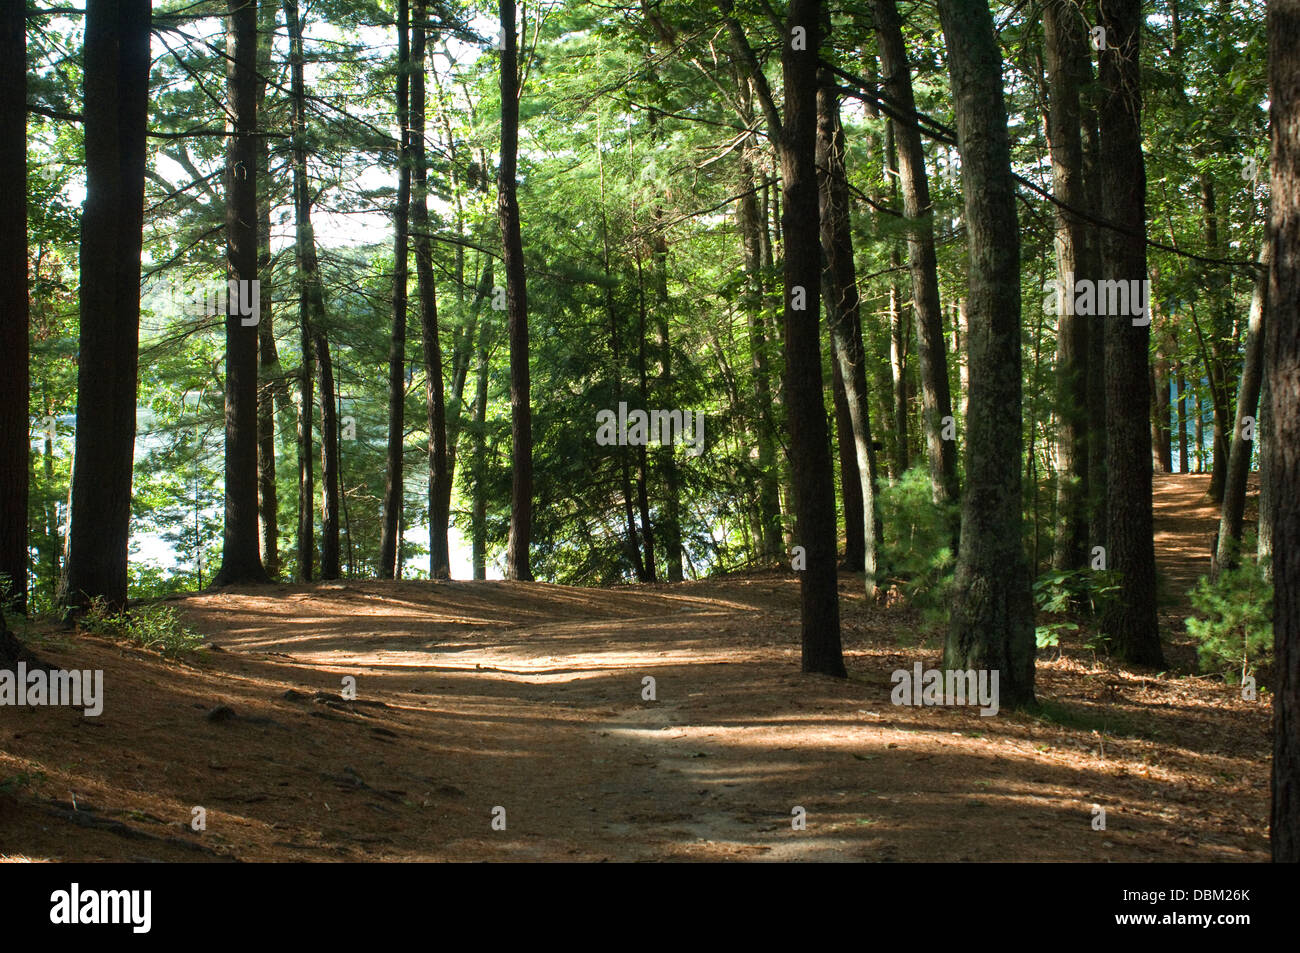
[
  {"left": 0, "top": 0, "right": 28, "bottom": 630},
  {"left": 635, "top": 260, "right": 657, "bottom": 582},
  {"left": 411, "top": 0, "right": 450, "bottom": 579},
  {"left": 1098, "top": 0, "right": 1162, "bottom": 666},
  {"left": 1215, "top": 243, "right": 1273, "bottom": 574},
  {"left": 255, "top": 0, "right": 279, "bottom": 579},
  {"left": 1195, "top": 385, "right": 1206, "bottom": 471},
  {"left": 316, "top": 331, "right": 340, "bottom": 579},
  {"left": 471, "top": 307, "right": 492, "bottom": 580},
  {"left": 284, "top": 0, "right": 328, "bottom": 583},
  {"left": 499, "top": 0, "right": 533, "bottom": 580},
  {"left": 1044, "top": 0, "right": 1091, "bottom": 572},
  {"left": 1176, "top": 356, "right": 1190, "bottom": 473},
  {"left": 1082, "top": 75, "right": 1107, "bottom": 553},
  {"left": 212, "top": 0, "right": 269, "bottom": 587},
  {"left": 888, "top": 275, "right": 909, "bottom": 479},
  {"left": 1267, "top": 0, "right": 1300, "bottom": 862},
  {"left": 936, "top": 0, "right": 1036, "bottom": 707},
  {"left": 832, "top": 359, "right": 864, "bottom": 570},
  {"left": 739, "top": 161, "right": 783, "bottom": 560},
  {"left": 653, "top": 225, "right": 684, "bottom": 581},
  {"left": 60, "top": 0, "right": 151, "bottom": 610},
  {"left": 875, "top": 0, "right": 958, "bottom": 506},
  {"left": 378, "top": 0, "right": 411, "bottom": 579},
  {"left": 780, "top": 0, "right": 845, "bottom": 677},
  {"left": 1259, "top": 362, "right": 1273, "bottom": 571},
  {"left": 1202, "top": 176, "right": 1233, "bottom": 504},
  {"left": 817, "top": 76, "right": 878, "bottom": 595}
]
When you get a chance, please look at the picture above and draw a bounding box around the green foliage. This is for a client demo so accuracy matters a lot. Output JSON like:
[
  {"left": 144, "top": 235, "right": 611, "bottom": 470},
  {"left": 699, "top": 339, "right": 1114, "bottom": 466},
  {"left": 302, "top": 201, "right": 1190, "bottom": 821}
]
[
  {"left": 1185, "top": 560, "right": 1272, "bottom": 682},
  {"left": 1033, "top": 568, "right": 1121, "bottom": 616},
  {"left": 81, "top": 598, "right": 204, "bottom": 659},
  {"left": 877, "top": 468, "right": 957, "bottom": 617}
]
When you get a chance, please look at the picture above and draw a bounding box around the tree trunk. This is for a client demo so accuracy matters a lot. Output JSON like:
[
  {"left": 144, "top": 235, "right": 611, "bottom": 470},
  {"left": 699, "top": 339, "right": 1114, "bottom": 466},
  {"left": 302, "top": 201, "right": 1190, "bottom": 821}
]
[
  {"left": 1082, "top": 75, "right": 1107, "bottom": 554},
  {"left": 653, "top": 226, "right": 684, "bottom": 581},
  {"left": 0, "top": 0, "right": 29, "bottom": 625},
  {"left": 1044, "top": 0, "right": 1091, "bottom": 572},
  {"left": 875, "top": 0, "right": 958, "bottom": 506},
  {"left": 499, "top": 0, "right": 533, "bottom": 581},
  {"left": 471, "top": 307, "right": 492, "bottom": 580},
  {"left": 1202, "top": 176, "right": 1233, "bottom": 504},
  {"left": 212, "top": 0, "right": 269, "bottom": 587},
  {"left": 1259, "top": 362, "right": 1273, "bottom": 571},
  {"left": 936, "top": 0, "right": 1036, "bottom": 707},
  {"left": 817, "top": 76, "right": 878, "bottom": 595},
  {"left": 316, "top": 331, "right": 340, "bottom": 579},
  {"left": 739, "top": 160, "right": 783, "bottom": 560},
  {"left": 284, "top": 0, "right": 329, "bottom": 582},
  {"left": 1215, "top": 243, "right": 1273, "bottom": 574},
  {"left": 411, "top": 0, "right": 451, "bottom": 580},
  {"left": 378, "top": 0, "right": 411, "bottom": 580},
  {"left": 781, "top": 0, "right": 845, "bottom": 677},
  {"left": 1267, "top": 0, "right": 1300, "bottom": 862},
  {"left": 1176, "top": 356, "right": 1190, "bottom": 473},
  {"left": 888, "top": 274, "right": 909, "bottom": 479},
  {"left": 1098, "top": 0, "right": 1162, "bottom": 666},
  {"left": 255, "top": 0, "right": 279, "bottom": 579},
  {"left": 832, "top": 358, "right": 864, "bottom": 570},
  {"left": 60, "top": 0, "right": 152, "bottom": 610}
]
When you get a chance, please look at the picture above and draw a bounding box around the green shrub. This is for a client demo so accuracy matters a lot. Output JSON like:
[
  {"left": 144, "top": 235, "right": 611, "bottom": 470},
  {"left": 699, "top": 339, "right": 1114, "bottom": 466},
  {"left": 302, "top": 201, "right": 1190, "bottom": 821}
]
[
  {"left": 82, "top": 597, "right": 204, "bottom": 659},
  {"left": 1185, "top": 559, "right": 1272, "bottom": 683},
  {"left": 876, "top": 467, "right": 958, "bottom": 618},
  {"left": 1032, "top": 568, "right": 1120, "bottom": 652}
]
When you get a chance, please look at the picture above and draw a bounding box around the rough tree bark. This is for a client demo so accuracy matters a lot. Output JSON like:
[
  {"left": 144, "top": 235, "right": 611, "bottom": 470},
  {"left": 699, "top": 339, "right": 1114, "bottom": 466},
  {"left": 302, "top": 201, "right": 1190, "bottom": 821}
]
[
  {"left": 936, "top": 0, "right": 1036, "bottom": 706},
  {"left": 60, "top": 0, "right": 152, "bottom": 610},
  {"left": 1266, "top": 0, "right": 1300, "bottom": 862},
  {"left": 1097, "top": 0, "right": 1162, "bottom": 666},
  {"left": 1044, "top": 0, "right": 1091, "bottom": 572},
  {"left": 212, "top": 0, "right": 269, "bottom": 587},
  {"left": 781, "top": 0, "right": 845, "bottom": 676},
  {"left": 0, "top": 0, "right": 29, "bottom": 634}
]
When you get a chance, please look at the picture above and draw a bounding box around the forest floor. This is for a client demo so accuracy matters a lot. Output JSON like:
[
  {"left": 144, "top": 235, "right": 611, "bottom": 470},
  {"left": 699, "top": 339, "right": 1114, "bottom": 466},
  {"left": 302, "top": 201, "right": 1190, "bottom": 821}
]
[{"left": 0, "top": 474, "right": 1270, "bottom": 862}]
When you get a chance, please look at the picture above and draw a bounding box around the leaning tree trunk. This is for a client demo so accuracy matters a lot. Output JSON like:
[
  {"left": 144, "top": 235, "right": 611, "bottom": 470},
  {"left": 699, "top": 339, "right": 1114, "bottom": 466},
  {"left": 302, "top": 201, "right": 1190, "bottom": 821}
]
[
  {"left": 781, "top": 0, "right": 845, "bottom": 677},
  {"left": 0, "top": 0, "right": 29, "bottom": 627},
  {"left": 212, "top": 0, "right": 269, "bottom": 587},
  {"left": 1267, "top": 0, "right": 1300, "bottom": 863},
  {"left": 499, "top": 0, "right": 533, "bottom": 581},
  {"left": 1098, "top": 0, "right": 1162, "bottom": 666},
  {"left": 817, "top": 76, "right": 878, "bottom": 596},
  {"left": 1214, "top": 242, "right": 1272, "bottom": 575},
  {"left": 875, "top": 0, "right": 958, "bottom": 508},
  {"left": 936, "top": 0, "right": 1036, "bottom": 707},
  {"left": 378, "top": 0, "right": 411, "bottom": 580},
  {"left": 411, "top": 0, "right": 451, "bottom": 579},
  {"left": 60, "top": 0, "right": 152, "bottom": 610}
]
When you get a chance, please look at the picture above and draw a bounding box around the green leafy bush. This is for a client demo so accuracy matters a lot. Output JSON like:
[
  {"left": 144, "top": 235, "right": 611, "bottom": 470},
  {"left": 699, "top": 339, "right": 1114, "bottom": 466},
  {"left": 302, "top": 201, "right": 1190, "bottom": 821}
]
[
  {"left": 876, "top": 468, "right": 958, "bottom": 618},
  {"left": 1032, "top": 568, "right": 1120, "bottom": 651},
  {"left": 82, "top": 598, "right": 204, "bottom": 659},
  {"left": 1185, "top": 560, "right": 1272, "bottom": 683}
]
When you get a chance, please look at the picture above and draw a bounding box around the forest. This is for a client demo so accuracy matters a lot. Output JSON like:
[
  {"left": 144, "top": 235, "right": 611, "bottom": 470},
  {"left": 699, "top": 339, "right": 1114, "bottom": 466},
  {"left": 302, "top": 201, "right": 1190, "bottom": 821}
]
[{"left": 0, "top": 0, "right": 1298, "bottom": 867}]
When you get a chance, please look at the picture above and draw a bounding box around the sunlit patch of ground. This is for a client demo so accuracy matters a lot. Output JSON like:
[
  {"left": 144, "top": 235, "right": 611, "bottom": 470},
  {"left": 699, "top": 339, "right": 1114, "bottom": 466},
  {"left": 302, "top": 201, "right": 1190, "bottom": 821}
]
[{"left": 0, "top": 475, "right": 1268, "bottom": 861}]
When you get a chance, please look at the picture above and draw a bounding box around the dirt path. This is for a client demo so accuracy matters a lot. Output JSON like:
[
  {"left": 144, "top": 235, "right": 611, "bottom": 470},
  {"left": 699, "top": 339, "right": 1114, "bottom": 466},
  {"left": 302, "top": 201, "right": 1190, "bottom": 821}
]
[
  {"left": 0, "top": 475, "right": 1269, "bottom": 862},
  {"left": 1152, "top": 472, "right": 1256, "bottom": 611}
]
